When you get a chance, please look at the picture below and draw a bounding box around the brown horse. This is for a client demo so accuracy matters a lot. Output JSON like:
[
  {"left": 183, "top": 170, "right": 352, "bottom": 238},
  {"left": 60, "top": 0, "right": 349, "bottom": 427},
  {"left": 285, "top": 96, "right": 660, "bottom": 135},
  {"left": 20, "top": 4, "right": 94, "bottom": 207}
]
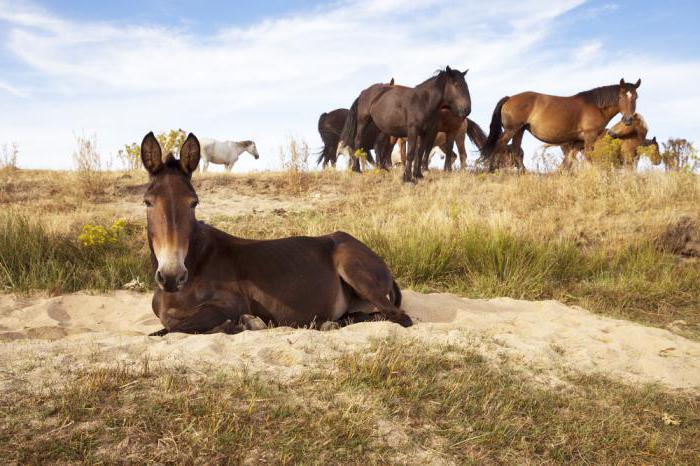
[
  {"left": 607, "top": 113, "right": 658, "bottom": 168},
  {"left": 481, "top": 79, "right": 641, "bottom": 171},
  {"left": 544, "top": 113, "right": 658, "bottom": 169},
  {"left": 141, "top": 132, "right": 412, "bottom": 335},
  {"left": 317, "top": 108, "right": 349, "bottom": 168},
  {"left": 345, "top": 67, "right": 471, "bottom": 182},
  {"left": 464, "top": 118, "right": 524, "bottom": 170}
]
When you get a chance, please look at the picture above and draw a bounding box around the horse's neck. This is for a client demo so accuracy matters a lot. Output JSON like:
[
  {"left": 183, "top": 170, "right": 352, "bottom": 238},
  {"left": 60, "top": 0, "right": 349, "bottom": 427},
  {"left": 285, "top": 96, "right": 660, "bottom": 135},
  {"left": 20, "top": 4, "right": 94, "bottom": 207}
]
[
  {"left": 414, "top": 79, "right": 444, "bottom": 114},
  {"left": 600, "top": 105, "right": 621, "bottom": 124}
]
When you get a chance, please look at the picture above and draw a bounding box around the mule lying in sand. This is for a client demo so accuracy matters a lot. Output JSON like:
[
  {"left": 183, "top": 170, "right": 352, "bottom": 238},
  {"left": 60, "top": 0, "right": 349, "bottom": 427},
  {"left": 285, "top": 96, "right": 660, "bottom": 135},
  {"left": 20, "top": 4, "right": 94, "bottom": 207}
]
[{"left": 141, "top": 132, "right": 412, "bottom": 335}]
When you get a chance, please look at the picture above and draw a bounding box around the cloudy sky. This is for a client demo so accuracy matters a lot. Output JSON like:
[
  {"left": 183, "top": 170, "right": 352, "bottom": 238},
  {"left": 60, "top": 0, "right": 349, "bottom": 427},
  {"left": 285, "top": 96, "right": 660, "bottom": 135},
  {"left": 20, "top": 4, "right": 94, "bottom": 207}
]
[{"left": 1, "top": 0, "right": 698, "bottom": 171}]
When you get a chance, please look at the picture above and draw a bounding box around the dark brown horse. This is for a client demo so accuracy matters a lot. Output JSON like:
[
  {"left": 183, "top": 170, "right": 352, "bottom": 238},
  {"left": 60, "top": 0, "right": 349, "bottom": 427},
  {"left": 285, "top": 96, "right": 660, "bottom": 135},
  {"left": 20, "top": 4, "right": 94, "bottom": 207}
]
[
  {"left": 345, "top": 67, "right": 471, "bottom": 182},
  {"left": 481, "top": 79, "right": 641, "bottom": 171},
  {"left": 316, "top": 108, "right": 349, "bottom": 168},
  {"left": 141, "top": 132, "right": 412, "bottom": 335}
]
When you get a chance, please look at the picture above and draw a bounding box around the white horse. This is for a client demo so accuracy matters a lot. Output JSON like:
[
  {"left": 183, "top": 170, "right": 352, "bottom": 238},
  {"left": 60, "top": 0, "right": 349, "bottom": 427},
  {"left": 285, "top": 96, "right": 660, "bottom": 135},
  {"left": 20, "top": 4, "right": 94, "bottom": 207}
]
[{"left": 199, "top": 138, "right": 260, "bottom": 172}]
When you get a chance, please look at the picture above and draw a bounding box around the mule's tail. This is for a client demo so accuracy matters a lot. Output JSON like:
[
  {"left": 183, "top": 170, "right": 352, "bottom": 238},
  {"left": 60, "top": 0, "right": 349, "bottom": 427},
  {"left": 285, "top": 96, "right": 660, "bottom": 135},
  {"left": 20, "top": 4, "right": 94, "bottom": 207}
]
[
  {"left": 390, "top": 280, "right": 402, "bottom": 308},
  {"left": 480, "top": 96, "right": 509, "bottom": 160}
]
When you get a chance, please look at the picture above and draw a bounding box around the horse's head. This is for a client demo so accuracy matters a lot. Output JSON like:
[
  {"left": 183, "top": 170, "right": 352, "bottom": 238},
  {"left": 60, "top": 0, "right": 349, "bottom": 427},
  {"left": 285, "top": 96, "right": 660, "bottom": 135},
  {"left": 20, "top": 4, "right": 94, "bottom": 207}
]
[
  {"left": 608, "top": 112, "right": 645, "bottom": 139},
  {"left": 245, "top": 140, "right": 260, "bottom": 159},
  {"left": 141, "top": 132, "right": 200, "bottom": 292},
  {"left": 618, "top": 78, "right": 641, "bottom": 125},
  {"left": 442, "top": 66, "right": 471, "bottom": 118},
  {"left": 645, "top": 136, "right": 661, "bottom": 165}
]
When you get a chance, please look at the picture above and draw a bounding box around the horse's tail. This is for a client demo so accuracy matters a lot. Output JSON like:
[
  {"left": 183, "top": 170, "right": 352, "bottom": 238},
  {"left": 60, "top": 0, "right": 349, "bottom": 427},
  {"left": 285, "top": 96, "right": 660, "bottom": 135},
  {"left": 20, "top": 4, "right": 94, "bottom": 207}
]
[
  {"left": 341, "top": 97, "right": 359, "bottom": 148},
  {"left": 316, "top": 112, "right": 328, "bottom": 165},
  {"left": 465, "top": 118, "right": 487, "bottom": 149},
  {"left": 390, "top": 280, "right": 402, "bottom": 308},
  {"left": 481, "top": 96, "right": 509, "bottom": 160}
]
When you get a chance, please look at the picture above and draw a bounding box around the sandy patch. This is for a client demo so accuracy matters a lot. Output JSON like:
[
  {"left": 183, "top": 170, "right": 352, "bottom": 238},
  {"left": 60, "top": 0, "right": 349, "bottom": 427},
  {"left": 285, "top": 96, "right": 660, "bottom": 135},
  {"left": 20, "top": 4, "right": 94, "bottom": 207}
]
[{"left": 1, "top": 291, "right": 699, "bottom": 394}]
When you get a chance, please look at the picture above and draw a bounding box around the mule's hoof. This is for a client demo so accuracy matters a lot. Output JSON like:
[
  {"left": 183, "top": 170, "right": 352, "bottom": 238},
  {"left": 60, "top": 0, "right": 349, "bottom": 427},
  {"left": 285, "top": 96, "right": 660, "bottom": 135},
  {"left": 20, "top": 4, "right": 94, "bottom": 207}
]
[
  {"left": 319, "top": 321, "right": 341, "bottom": 332},
  {"left": 240, "top": 314, "right": 267, "bottom": 331},
  {"left": 394, "top": 314, "right": 413, "bottom": 328}
]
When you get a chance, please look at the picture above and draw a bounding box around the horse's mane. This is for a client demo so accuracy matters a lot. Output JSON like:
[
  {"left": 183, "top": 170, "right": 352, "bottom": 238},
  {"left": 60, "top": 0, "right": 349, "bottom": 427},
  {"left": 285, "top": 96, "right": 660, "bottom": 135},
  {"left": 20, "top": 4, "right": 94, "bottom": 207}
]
[
  {"left": 237, "top": 140, "right": 254, "bottom": 146},
  {"left": 635, "top": 113, "right": 648, "bottom": 132},
  {"left": 416, "top": 68, "right": 450, "bottom": 88},
  {"left": 576, "top": 83, "right": 632, "bottom": 108}
]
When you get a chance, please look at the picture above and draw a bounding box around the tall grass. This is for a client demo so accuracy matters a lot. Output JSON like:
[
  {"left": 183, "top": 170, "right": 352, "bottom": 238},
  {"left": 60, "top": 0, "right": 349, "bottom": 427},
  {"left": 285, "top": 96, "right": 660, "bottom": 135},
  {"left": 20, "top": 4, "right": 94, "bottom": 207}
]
[{"left": 0, "top": 214, "right": 150, "bottom": 293}]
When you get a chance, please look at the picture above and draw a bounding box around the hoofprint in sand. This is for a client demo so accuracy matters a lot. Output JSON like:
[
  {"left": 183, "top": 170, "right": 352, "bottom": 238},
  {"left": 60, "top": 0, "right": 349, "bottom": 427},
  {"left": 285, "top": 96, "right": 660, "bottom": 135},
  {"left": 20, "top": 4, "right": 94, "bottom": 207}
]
[{"left": 1, "top": 291, "right": 699, "bottom": 393}]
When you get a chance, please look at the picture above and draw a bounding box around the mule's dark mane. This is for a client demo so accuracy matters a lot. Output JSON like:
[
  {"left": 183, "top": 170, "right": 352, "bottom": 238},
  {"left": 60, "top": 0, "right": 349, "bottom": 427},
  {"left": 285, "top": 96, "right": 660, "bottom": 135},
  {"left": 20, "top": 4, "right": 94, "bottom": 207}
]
[
  {"left": 164, "top": 153, "right": 179, "bottom": 167},
  {"left": 576, "top": 84, "right": 631, "bottom": 108},
  {"left": 238, "top": 140, "right": 254, "bottom": 146}
]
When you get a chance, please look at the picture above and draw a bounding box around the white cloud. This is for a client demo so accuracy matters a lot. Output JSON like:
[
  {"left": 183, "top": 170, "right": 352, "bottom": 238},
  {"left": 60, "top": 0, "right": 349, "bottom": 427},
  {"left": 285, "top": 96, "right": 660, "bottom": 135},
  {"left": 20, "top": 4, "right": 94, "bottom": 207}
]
[{"left": 0, "top": 0, "right": 697, "bottom": 171}]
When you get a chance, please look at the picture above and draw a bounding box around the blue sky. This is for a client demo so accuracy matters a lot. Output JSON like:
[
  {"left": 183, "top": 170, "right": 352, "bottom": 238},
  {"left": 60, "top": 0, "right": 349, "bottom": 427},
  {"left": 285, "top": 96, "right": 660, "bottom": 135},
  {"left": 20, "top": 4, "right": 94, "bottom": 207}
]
[{"left": 1, "top": 0, "right": 699, "bottom": 170}]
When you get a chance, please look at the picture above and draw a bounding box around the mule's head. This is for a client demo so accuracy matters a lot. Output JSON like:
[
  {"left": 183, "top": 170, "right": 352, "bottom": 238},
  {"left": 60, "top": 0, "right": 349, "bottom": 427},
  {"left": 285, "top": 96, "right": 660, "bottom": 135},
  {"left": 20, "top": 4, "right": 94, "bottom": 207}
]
[
  {"left": 443, "top": 66, "right": 471, "bottom": 118},
  {"left": 141, "top": 132, "right": 200, "bottom": 292},
  {"left": 618, "top": 78, "right": 641, "bottom": 125}
]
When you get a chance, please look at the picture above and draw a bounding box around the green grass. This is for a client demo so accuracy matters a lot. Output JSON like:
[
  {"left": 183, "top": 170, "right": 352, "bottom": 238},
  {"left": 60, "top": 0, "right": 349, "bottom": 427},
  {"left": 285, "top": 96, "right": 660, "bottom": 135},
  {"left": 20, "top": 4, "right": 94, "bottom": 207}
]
[
  {"left": 1, "top": 209, "right": 699, "bottom": 336},
  {"left": 2, "top": 340, "right": 698, "bottom": 464},
  {"left": 0, "top": 213, "right": 151, "bottom": 293}
]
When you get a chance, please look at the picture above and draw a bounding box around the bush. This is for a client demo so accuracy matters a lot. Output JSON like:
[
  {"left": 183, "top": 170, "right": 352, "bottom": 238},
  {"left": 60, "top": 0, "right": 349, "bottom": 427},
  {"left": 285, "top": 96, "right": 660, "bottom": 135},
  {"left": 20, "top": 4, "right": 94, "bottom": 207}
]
[
  {"left": 586, "top": 134, "right": 627, "bottom": 168},
  {"left": 73, "top": 133, "right": 110, "bottom": 197},
  {"left": 0, "top": 142, "right": 18, "bottom": 170},
  {"left": 660, "top": 138, "right": 698, "bottom": 172},
  {"left": 119, "top": 129, "right": 187, "bottom": 171}
]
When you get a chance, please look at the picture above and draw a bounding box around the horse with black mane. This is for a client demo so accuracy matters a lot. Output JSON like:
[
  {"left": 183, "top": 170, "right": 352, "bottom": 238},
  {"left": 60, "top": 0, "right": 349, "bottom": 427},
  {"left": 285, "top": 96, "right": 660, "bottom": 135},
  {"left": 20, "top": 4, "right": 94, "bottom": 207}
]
[
  {"left": 343, "top": 67, "right": 471, "bottom": 182},
  {"left": 480, "top": 79, "right": 641, "bottom": 171}
]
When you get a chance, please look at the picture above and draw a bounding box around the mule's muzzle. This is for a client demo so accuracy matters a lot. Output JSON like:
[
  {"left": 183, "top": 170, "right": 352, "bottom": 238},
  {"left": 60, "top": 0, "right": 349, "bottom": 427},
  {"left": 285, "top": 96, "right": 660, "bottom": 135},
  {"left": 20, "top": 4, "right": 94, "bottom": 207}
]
[{"left": 155, "top": 268, "right": 188, "bottom": 292}]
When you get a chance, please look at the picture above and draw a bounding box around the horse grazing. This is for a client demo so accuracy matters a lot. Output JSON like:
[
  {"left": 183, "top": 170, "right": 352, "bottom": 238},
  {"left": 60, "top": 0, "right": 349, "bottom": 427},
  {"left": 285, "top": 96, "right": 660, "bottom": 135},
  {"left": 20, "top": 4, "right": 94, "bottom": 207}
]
[
  {"left": 607, "top": 113, "right": 658, "bottom": 168},
  {"left": 480, "top": 78, "right": 641, "bottom": 171},
  {"left": 199, "top": 138, "right": 260, "bottom": 172},
  {"left": 542, "top": 113, "right": 658, "bottom": 169},
  {"left": 317, "top": 108, "right": 349, "bottom": 168},
  {"left": 464, "top": 118, "right": 524, "bottom": 170},
  {"left": 344, "top": 67, "right": 471, "bottom": 182},
  {"left": 141, "top": 132, "right": 412, "bottom": 335}
]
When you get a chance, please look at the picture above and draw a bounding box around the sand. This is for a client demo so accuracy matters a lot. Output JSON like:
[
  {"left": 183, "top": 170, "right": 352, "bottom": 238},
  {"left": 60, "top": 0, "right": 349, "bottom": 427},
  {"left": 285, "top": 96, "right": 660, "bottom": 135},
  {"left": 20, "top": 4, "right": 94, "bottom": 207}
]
[{"left": 1, "top": 290, "right": 699, "bottom": 394}]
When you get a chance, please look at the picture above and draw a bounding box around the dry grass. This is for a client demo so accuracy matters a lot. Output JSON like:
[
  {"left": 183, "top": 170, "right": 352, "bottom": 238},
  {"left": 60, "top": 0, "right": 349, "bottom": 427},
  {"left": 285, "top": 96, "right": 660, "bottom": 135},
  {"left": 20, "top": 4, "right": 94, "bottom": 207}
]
[
  {"left": 1, "top": 167, "right": 699, "bottom": 335},
  {"left": 1, "top": 339, "right": 698, "bottom": 464}
]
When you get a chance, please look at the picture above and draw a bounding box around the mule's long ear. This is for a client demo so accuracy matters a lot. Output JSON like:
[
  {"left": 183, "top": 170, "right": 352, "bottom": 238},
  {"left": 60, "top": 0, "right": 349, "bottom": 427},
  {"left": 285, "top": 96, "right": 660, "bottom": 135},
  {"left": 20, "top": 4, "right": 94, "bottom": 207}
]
[
  {"left": 462, "top": 68, "right": 469, "bottom": 76},
  {"left": 179, "top": 133, "right": 200, "bottom": 176},
  {"left": 141, "top": 132, "right": 163, "bottom": 175},
  {"left": 634, "top": 78, "right": 641, "bottom": 88}
]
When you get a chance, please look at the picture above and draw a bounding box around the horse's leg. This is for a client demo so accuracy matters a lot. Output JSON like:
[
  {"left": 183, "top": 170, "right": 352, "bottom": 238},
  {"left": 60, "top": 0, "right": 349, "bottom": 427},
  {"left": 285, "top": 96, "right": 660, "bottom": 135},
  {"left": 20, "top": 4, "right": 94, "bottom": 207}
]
[
  {"left": 400, "top": 138, "right": 407, "bottom": 165},
  {"left": 511, "top": 128, "right": 526, "bottom": 172},
  {"left": 416, "top": 127, "right": 438, "bottom": 178},
  {"left": 331, "top": 234, "right": 412, "bottom": 327},
  {"left": 456, "top": 132, "right": 467, "bottom": 170},
  {"left": 404, "top": 131, "right": 418, "bottom": 182},
  {"left": 202, "top": 159, "right": 209, "bottom": 173},
  {"left": 442, "top": 133, "right": 456, "bottom": 172}
]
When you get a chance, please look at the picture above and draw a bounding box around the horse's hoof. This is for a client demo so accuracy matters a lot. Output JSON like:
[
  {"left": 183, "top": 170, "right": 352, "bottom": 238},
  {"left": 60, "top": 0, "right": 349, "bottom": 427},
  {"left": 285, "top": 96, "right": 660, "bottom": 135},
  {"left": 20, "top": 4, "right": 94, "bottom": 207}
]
[
  {"left": 240, "top": 314, "right": 267, "bottom": 331},
  {"left": 320, "top": 321, "right": 341, "bottom": 331},
  {"left": 148, "top": 328, "right": 169, "bottom": 337},
  {"left": 394, "top": 313, "right": 413, "bottom": 327}
]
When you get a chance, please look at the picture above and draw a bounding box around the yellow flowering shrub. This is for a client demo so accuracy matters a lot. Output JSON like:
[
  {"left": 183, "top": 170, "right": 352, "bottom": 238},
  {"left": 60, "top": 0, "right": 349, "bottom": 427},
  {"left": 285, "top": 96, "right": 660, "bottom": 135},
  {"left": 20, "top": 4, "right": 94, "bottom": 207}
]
[{"left": 78, "top": 219, "right": 128, "bottom": 248}]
